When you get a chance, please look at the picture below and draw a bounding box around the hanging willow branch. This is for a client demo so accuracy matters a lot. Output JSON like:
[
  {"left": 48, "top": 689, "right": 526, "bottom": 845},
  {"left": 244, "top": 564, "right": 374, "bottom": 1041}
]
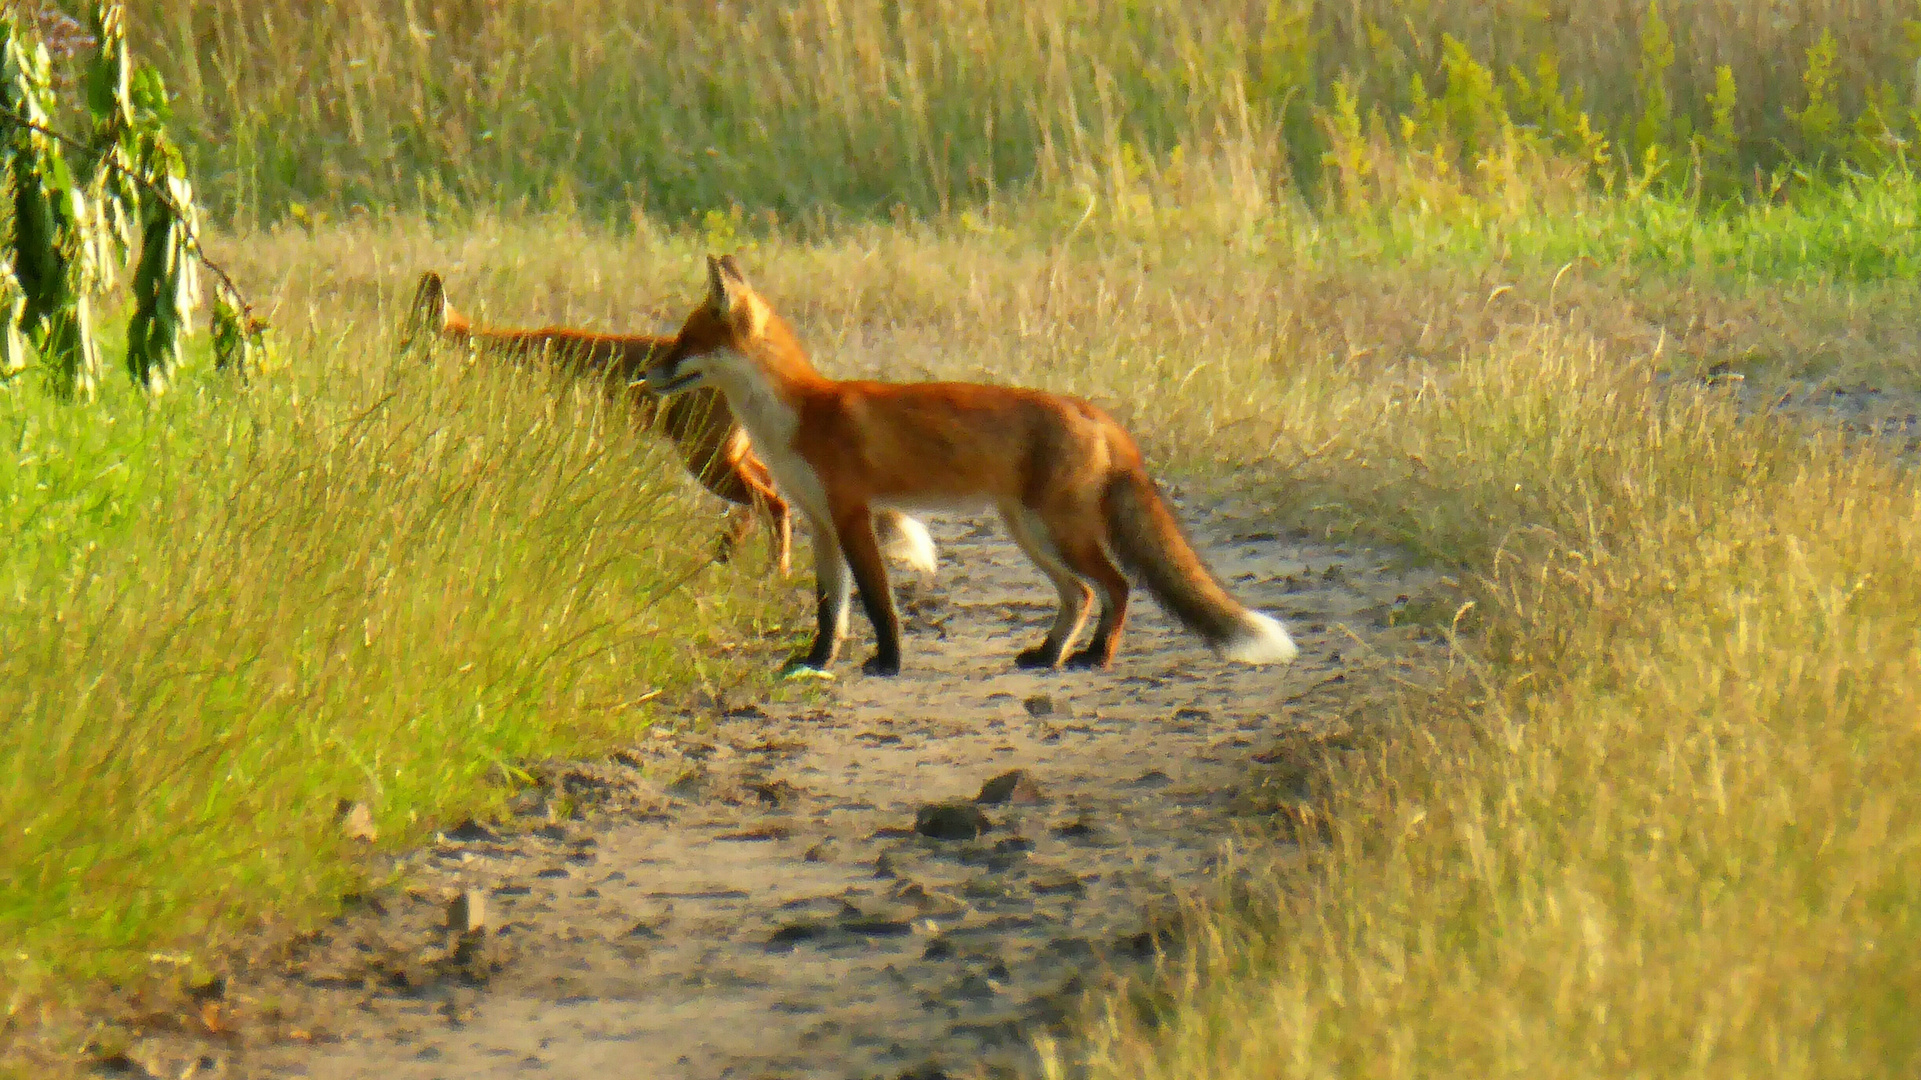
[{"left": 0, "top": 2, "right": 263, "bottom": 397}]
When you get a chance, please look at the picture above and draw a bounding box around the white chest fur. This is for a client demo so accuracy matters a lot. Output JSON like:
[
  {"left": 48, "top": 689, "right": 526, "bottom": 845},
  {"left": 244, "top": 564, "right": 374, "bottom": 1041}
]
[{"left": 711, "top": 360, "right": 829, "bottom": 523}]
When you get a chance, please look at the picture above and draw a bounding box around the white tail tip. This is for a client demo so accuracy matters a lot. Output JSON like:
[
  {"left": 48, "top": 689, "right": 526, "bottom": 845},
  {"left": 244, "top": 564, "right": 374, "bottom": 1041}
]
[
  {"left": 880, "top": 514, "right": 938, "bottom": 577},
  {"left": 1222, "top": 611, "right": 1299, "bottom": 665}
]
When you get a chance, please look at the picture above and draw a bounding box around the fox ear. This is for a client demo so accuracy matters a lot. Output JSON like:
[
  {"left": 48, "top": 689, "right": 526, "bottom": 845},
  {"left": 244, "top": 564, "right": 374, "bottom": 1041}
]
[
  {"left": 705, "top": 254, "right": 729, "bottom": 308},
  {"left": 705, "top": 253, "right": 767, "bottom": 335},
  {"left": 706, "top": 254, "right": 751, "bottom": 313}
]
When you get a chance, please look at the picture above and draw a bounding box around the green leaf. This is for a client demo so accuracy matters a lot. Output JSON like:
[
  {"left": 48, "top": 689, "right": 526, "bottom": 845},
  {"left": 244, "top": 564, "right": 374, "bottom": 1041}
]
[
  {"left": 0, "top": 4, "right": 247, "bottom": 396},
  {"left": 130, "top": 64, "right": 170, "bottom": 126},
  {"left": 211, "top": 293, "right": 263, "bottom": 378},
  {"left": 85, "top": 2, "right": 132, "bottom": 132},
  {"left": 0, "top": 261, "right": 27, "bottom": 379},
  {"left": 126, "top": 192, "right": 200, "bottom": 390}
]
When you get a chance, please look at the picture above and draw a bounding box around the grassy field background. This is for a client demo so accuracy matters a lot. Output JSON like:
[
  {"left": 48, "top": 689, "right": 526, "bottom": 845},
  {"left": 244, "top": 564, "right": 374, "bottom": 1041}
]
[
  {"left": 139, "top": 0, "right": 1921, "bottom": 222},
  {"left": 5, "top": 1, "right": 1921, "bottom": 1075}
]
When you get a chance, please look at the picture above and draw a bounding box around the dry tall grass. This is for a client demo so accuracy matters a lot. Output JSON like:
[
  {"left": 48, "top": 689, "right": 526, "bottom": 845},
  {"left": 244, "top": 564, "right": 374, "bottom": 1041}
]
[{"left": 1062, "top": 325, "right": 1921, "bottom": 1080}]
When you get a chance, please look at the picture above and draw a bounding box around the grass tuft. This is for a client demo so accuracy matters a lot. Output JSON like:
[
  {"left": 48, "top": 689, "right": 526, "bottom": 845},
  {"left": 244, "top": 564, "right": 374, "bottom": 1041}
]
[
  {"left": 1064, "top": 324, "right": 1921, "bottom": 1078},
  {"left": 0, "top": 297, "right": 788, "bottom": 1002}
]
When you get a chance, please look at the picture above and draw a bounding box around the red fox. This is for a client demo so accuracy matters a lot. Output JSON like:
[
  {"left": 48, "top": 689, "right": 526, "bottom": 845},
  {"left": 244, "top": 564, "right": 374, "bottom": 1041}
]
[
  {"left": 645, "top": 255, "right": 1298, "bottom": 676},
  {"left": 402, "top": 271, "right": 935, "bottom": 578}
]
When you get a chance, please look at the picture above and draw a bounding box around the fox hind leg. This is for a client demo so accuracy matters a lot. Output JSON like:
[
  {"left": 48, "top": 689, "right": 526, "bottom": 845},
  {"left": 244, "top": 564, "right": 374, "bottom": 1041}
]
[
  {"left": 766, "top": 496, "right": 792, "bottom": 577},
  {"left": 693, "top": 446, "right": 791, "bottom": 577},
  {"left": 1052, "top": 524, "right": 1130, "bottom": 670},
  {"left": 1003, "top": 506, "right": 1094, "bottom": 670},
  {"left": 739, "top": 458, "right": 791, "bottom": 576}
]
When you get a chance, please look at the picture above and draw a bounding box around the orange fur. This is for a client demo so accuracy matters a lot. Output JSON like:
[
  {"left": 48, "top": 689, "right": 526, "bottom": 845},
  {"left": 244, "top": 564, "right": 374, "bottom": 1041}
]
[{"left": 646, "top": 255, "right": 1297, "bottom": 676}]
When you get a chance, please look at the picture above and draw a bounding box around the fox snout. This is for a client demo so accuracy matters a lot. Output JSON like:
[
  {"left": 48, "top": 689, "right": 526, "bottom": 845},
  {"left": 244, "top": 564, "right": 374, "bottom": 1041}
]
[{"left": 644, "top": 349, "right": 702, "bottom": 395}]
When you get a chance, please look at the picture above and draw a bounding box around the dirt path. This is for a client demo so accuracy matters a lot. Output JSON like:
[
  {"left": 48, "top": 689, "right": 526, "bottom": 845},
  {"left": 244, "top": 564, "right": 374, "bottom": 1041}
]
[
  {"left": 113, "top": 495, "right": 1442, "bottom": 1080},
  {"left": 118, "top": 381, "right": 1906, "bottom": 1080},
  {"left": 1732, "top": 378, "right": 1921, "bottom": 464}
]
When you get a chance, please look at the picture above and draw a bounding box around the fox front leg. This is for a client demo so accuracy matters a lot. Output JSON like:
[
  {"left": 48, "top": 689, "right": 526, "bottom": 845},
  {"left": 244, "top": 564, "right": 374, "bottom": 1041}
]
[
  {"left": 782, "top": 517, "right": 852, "bottom": 677},
  {"left": 834, "top": 504, "right": 902, "bottom": 676}
]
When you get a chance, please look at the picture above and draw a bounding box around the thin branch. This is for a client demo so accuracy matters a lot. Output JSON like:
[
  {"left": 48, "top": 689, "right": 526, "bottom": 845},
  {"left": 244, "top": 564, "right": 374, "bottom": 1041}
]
[{"left": 0, "top": 111, "right": 261, "bottom": 327}]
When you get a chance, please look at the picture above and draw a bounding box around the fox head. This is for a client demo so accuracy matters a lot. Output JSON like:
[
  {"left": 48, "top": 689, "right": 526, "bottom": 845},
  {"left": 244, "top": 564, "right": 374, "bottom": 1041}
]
[
  {"left": 400, "top": 270, "right": 448, "bottom": 354},
  {"left": 646, "top": 255, "right": 805, "bottom": 396},
  {"left": 401, "top": 270, "right": 472, "bottom": 358}
]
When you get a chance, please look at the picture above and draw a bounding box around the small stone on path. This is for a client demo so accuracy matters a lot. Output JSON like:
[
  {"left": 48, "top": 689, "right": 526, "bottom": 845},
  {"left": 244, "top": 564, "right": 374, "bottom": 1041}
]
[
  {"left": 1052, "top": 817, "right": 1097, "bottom": 839},
  {"left": 915, "top": 802, "right": 991, "bottom": 841},
  {"left": 442, "top": 819, "right": 496, "bottom": 843},
  {"left": 974, "top": 769, "right": 1046, "bottom": 806}
]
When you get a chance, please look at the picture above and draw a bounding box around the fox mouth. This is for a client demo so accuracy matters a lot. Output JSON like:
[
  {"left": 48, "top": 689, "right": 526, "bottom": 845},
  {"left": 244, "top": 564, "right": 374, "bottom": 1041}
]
[{"left": 648, "top": 368, "right": 703, "bottom": 394}]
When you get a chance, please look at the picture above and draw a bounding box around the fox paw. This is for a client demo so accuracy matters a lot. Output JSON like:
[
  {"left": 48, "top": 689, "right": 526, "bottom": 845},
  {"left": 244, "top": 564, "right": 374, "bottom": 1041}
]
[
  {"left": 1014, "top": 646, "right": 1061, "bottom": 670},
  {"left": 1063, "top": 647, "right": 1112, "bottom": 671},
  {"left": 779, "top": 660, "right": 835, "bottom": 681},
  {"left": 860, "top": 654, "right": 901, "bottom": 677}
]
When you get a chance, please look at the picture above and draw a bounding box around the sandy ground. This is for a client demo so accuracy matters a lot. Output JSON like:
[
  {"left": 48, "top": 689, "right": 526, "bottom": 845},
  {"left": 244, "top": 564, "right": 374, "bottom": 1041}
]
[{"left": 83, "top": 493, "right": 1445, "bottom": 1080}]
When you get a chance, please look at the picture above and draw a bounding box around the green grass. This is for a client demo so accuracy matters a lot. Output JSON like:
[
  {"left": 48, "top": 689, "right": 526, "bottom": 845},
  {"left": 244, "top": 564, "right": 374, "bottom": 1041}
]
[
  {"left": 1310, "top": 170, "right": 1921, "bottom": 285},
  {"left": 0, "top": 308, "right": 792, "bottom": 1007}
]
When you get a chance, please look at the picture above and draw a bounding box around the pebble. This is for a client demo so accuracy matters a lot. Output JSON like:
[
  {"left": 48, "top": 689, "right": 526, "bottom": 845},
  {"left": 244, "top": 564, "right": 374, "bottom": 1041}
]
[
  {"left": 914, "top": 802, "right": 991, "bottom": 841},
  {"left": 974, "top": 769, "right": 1046, "bottom": 806}
]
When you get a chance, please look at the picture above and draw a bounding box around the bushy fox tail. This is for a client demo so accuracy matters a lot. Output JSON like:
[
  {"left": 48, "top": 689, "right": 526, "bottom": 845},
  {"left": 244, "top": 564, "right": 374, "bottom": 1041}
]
[
  {"left": 1101, "top": 470, "right": 1297, "bottom": 664},
  {"left": 876, "top": 511, "right": 938, "bottom": 576}
]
